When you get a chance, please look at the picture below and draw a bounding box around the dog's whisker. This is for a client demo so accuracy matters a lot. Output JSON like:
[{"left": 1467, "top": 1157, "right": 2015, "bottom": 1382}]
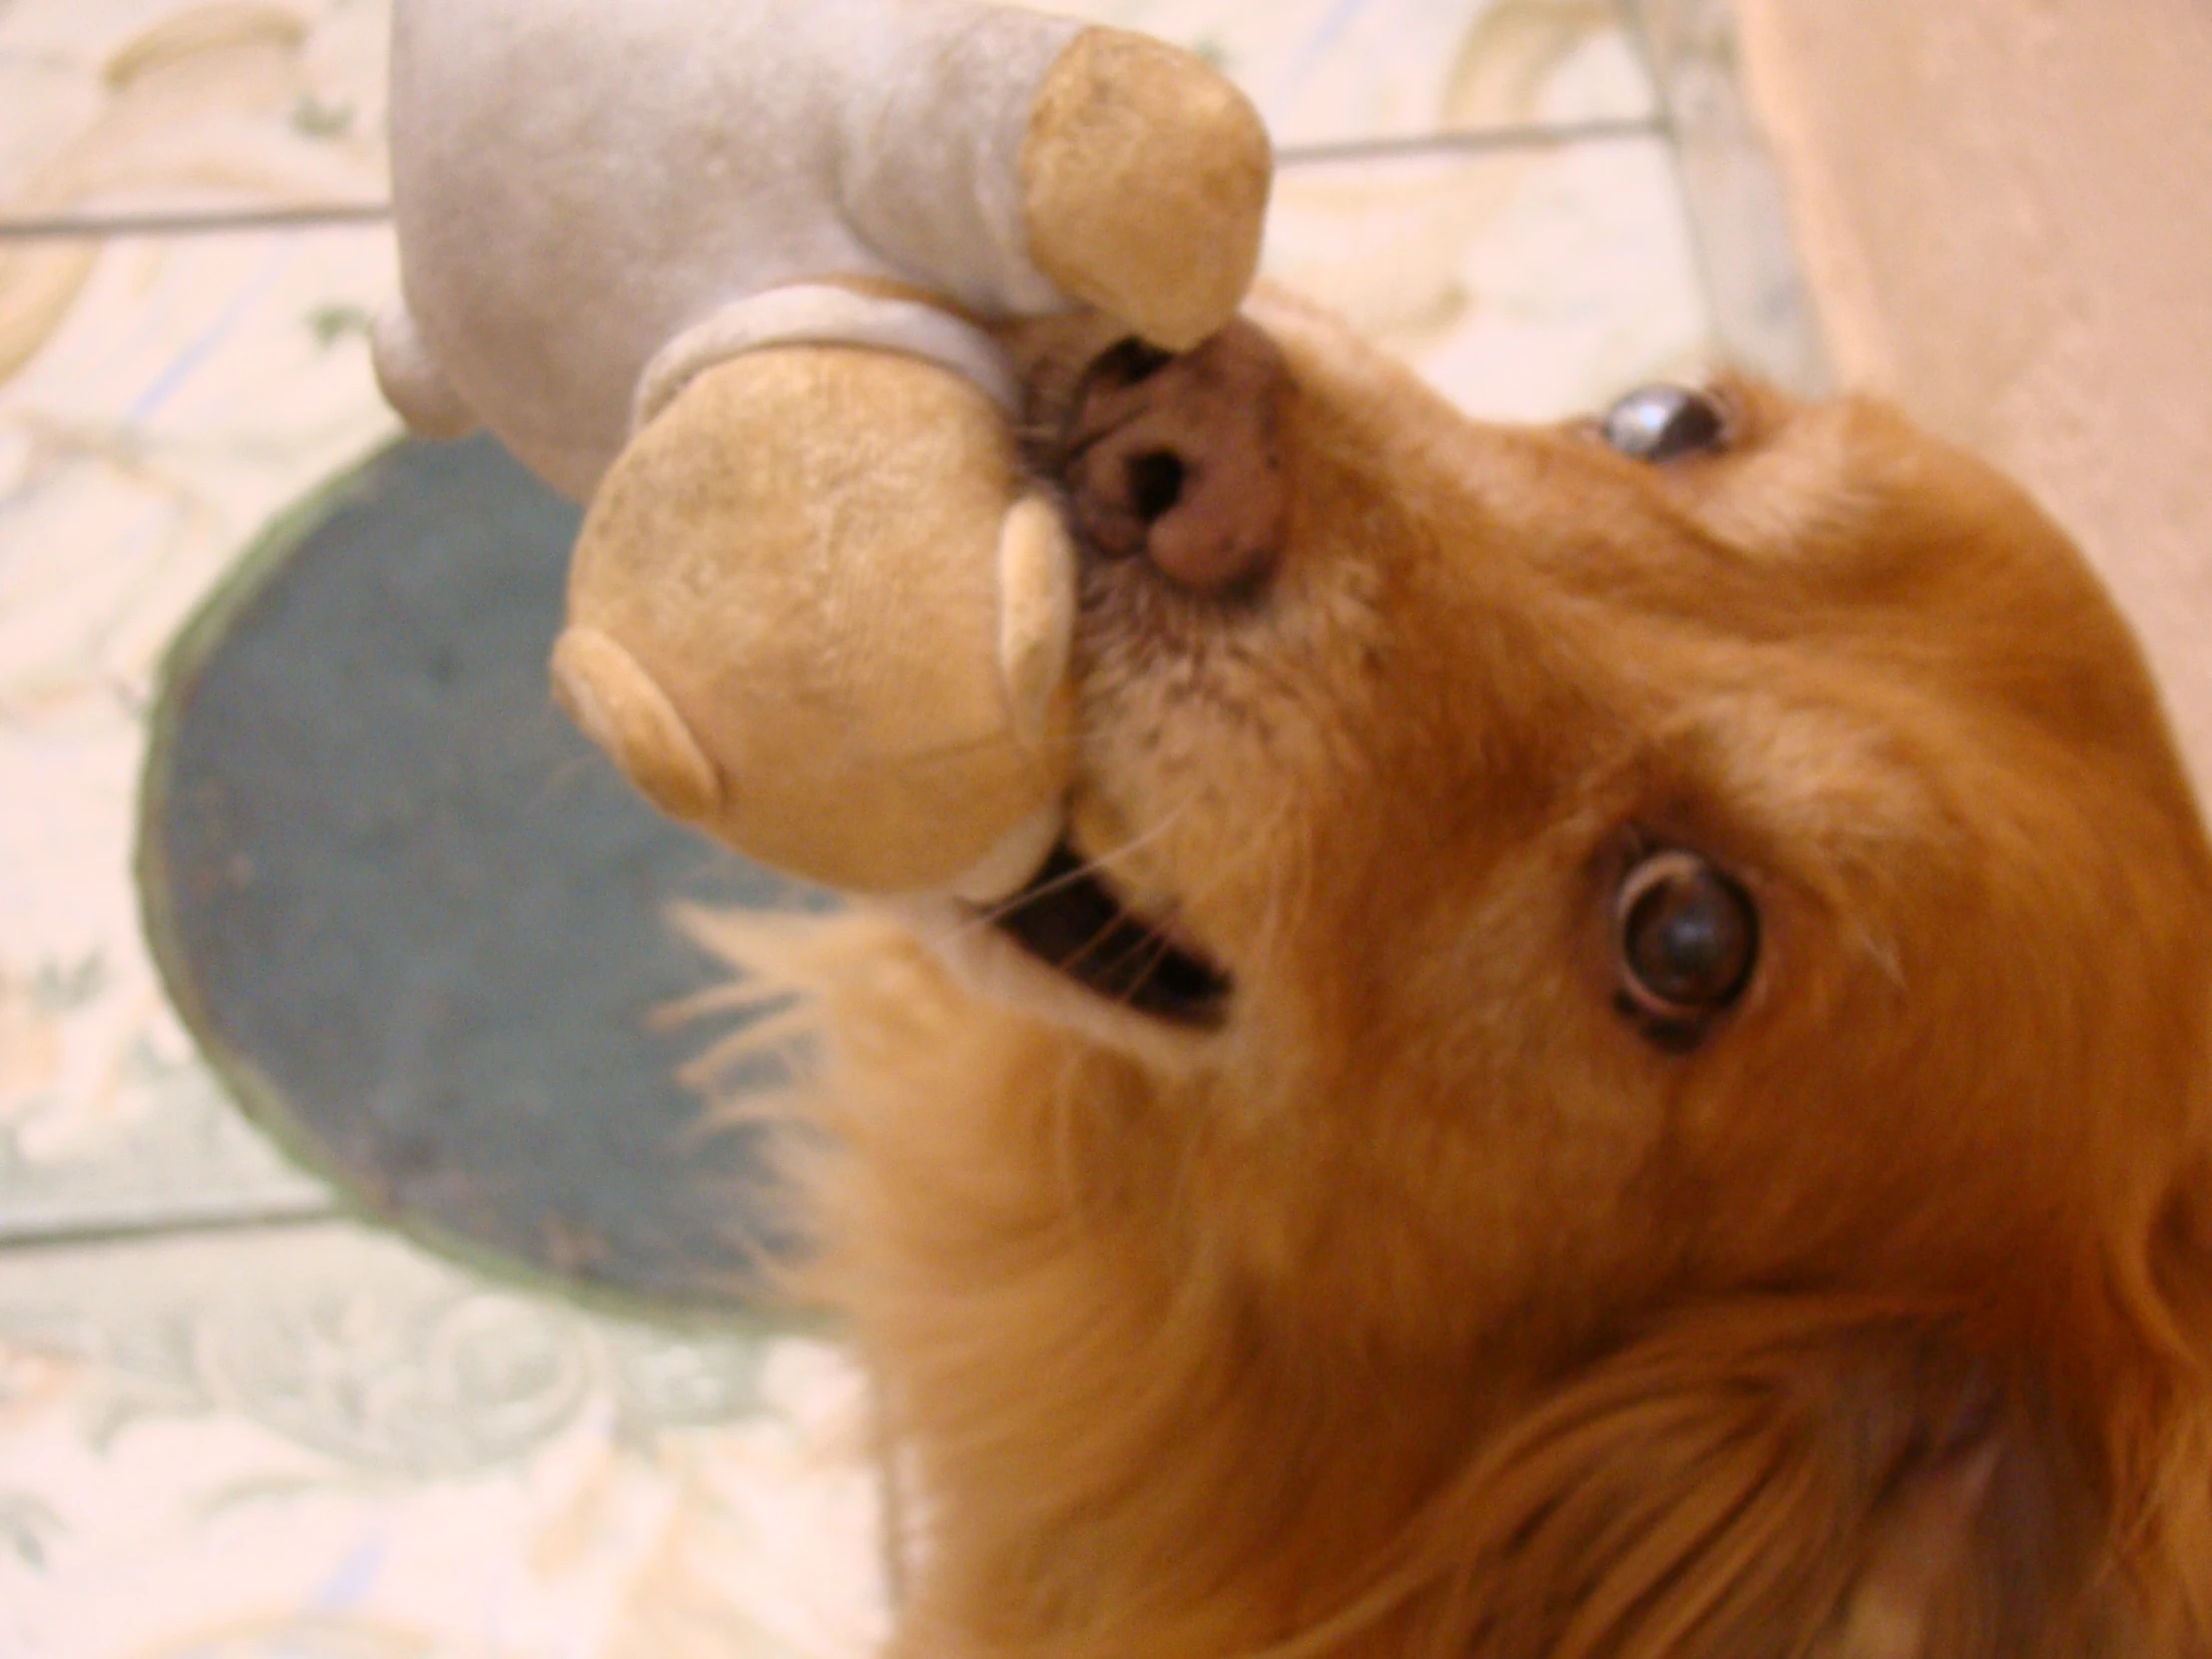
[
  {"left": 1855, "top": 920, "right": 1908, "bottom": 991},
  {"left": 1038, "top": 791, "right": 1207, "bottom": 893},
  {"left": 1051, "top": 793, "right": 1312, "bottom": 1018},
  {"left": 866, "top": 726, "right": 1068, "bottom": 774},
  {"left": 960, "top": 792, "right": 1207, "bottom": 936}
]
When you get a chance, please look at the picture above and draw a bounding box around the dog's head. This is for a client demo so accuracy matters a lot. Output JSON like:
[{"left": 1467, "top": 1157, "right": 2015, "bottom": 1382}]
[
  {"left": 961, "top": 294, "right": 2212, "bottom": 1397},
  {"left": 794, "top": 294, "right": 2212, "bottom": 1655}
]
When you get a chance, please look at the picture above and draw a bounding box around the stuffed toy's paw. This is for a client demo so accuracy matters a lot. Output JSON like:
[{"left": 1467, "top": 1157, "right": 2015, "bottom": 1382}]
[{"left": 1022, "top": 29, "right": 1270, "bottom": 351}]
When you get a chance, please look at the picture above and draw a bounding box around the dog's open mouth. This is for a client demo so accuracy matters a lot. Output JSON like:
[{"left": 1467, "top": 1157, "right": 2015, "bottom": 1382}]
[{"left": 986, "top": 843, "right": 1233, "bottom": 1028}]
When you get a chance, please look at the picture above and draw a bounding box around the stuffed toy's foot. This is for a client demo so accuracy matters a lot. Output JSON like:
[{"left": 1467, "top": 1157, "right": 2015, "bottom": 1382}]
[
  {"left": 1023, "top": 29, "right": 1272, "bottom": 351},
  {"left": 370, "top": 301, "right": 481, "bottom": 440}
]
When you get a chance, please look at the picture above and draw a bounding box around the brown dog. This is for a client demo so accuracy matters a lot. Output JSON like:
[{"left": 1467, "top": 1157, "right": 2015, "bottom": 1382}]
[{"left": 709, "top": 288, "right": 2212, "bottom": 1657}]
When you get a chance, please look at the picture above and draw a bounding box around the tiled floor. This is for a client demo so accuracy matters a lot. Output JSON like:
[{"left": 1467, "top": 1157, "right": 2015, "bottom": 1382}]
[{"left": 0, "top": 1, "right": 1800, "bottom": 1653}]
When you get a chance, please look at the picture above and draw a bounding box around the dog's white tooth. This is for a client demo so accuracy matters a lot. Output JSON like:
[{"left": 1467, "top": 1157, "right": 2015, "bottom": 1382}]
[{"left": 996, "top": 494, "right": 1078, "bottom": 744}]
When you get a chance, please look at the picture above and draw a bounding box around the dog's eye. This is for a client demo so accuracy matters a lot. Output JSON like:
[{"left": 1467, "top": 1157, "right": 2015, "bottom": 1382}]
[
  {"left": 1615, "top": 849, "right": 1759, "bottom": 1036},
  {"left": 1600, "top": 385, "right": 1728, "bottom": 463}
]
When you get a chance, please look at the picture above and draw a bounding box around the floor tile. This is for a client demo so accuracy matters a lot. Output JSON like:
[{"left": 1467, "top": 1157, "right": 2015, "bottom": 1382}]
[
  {"left": 1624, "top": 0, "right": 1829, "bottom": 392},
  {"left": 0, "top": 220, "right": 401, "bottom": 1239},
  {"left": 1268, "top": 136, "right": 1712, "bottom": 421},
  {"left": 0, "top": 0, "right": 389, "bottom": 228},
  {"left": 0, "top": 1221, "right": 883, "bottom": 1659},
  {"left": 0, "top": 1, "right": 1654, "bottom": 229}
]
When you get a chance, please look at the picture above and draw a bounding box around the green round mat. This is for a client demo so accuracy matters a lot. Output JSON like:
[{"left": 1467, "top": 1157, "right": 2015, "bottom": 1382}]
[{"left": 138, "top": 435, "right": 834, "bottom": 1317}]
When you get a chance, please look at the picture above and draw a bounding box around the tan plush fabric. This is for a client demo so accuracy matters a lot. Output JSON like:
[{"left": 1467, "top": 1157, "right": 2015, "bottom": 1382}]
[
  {"left": 1023, "top": 29, "right": 1273, "bottom": 352},
  {"left": 560, "top": 349, "right": 1075, "bottom": 895}
]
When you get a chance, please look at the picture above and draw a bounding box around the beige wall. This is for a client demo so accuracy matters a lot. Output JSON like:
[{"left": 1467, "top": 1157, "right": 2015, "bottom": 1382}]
[{"left": 1731, "top": 0, "right": 2212, "bottom": 796}]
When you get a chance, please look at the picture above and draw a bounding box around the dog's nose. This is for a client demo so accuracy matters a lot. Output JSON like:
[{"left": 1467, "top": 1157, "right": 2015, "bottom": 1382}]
[{"left": 1063, "top": 319, "right": 1288, "bottom": 596}]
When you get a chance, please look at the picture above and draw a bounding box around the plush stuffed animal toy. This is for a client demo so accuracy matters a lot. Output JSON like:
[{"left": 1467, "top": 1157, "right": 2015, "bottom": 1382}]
[{"left": 372, "top": 0, "right": 1273, "bottom": 898}]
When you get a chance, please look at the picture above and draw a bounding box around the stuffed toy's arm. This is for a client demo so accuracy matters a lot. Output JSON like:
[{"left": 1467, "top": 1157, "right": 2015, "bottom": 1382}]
[
  {"left": 831, "top": 6, "right": 1272, "bottom": 350},
  {"left": 376, "top": 0, "right": 1269, "bottom": 500}
]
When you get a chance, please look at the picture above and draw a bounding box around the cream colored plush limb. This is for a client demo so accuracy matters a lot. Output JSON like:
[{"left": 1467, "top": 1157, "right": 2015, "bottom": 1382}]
[
  {"left": 386, "top": 0, "right": 1082, "bottom": 497},
  {"left": 557, "top": 347, "right": 1076, "bottom": 896},
  {"left": 382, "top": 0, "right": 1270, "bottom": 499},
  {"left": 368, "top": 300, "right": 478, "bottom": 441}
]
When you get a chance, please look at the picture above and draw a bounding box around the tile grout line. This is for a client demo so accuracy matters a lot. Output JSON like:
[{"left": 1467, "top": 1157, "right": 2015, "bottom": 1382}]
[
  {"left": 1610, "top": 0, "right": 1665, "bottom": 88},
  {"left": 1606, "top": 0, "right": 1834, "bottom": 393},
  {"left": 1276, "top": 116, "right": 1668, "bottom": 167},
  {"left": 0, "top": 1199, "right": 344, "bottom": 1258},
  {"left": 1610, "top": 0, "right": 1733, "bottom": 352},
  {"left": 0, "top": 203, "right": 393, "bottom": 242},
  {"left": 0, "top": 118, "right": 1673, "bottom": 243}
]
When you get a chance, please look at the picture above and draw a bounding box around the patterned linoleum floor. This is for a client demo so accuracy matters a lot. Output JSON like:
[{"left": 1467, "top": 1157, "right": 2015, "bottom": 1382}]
[{"left": 0, "top": 2, "right": 1734, "bottom": 1654}]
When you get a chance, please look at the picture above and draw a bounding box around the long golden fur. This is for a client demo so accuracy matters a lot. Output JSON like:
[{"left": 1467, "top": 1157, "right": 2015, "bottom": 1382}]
[{"left": 701, "top": 289, "right": 2212, "bottom": 1656}]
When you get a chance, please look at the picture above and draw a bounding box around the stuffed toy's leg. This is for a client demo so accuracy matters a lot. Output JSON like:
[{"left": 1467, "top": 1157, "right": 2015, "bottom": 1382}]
[
  {"left": 1018, "top": 29, "right": 1272, "bottom": 351},
  {"left": 830, "top": 12, "right": 1271, "bottom": 353}
]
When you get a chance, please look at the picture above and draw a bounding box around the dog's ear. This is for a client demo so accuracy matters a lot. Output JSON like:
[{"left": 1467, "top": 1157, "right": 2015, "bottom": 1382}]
[
  {"left": 2143, "top": 1153, "right": 2212, "bottom": 1369},
  {"left": 2103, "top": 1150, "right": 2212, "bottom": 1649},
  {"left": 1396, "top": 1303, "right": 2060, "bottom": 1659}
]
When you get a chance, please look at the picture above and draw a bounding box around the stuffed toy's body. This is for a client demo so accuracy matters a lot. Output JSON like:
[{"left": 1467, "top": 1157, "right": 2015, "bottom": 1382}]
[{"left": 375, "top": 0, "right": 1271, "bottom": 896}]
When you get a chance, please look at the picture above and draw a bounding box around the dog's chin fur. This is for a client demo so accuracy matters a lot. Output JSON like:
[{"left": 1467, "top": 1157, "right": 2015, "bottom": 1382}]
[{"left": 703, "top": 288, "right": 2212, "bottom": 1659}]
